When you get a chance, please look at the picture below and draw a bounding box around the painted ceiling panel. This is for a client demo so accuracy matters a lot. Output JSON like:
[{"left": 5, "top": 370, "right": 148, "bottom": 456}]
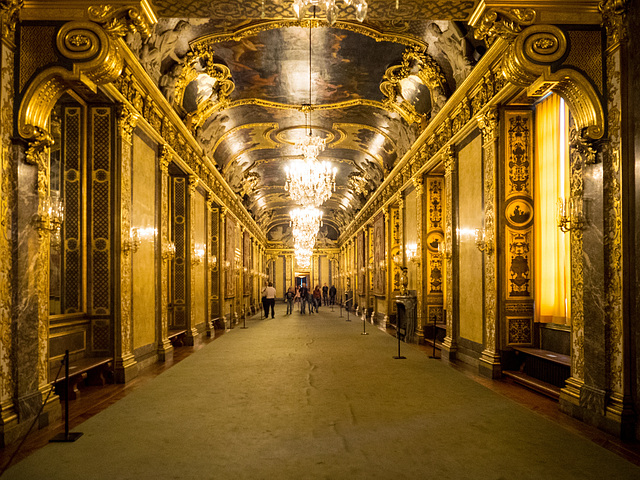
[{"left": 126, "top": 3, "right": 479, "bottom": 246}]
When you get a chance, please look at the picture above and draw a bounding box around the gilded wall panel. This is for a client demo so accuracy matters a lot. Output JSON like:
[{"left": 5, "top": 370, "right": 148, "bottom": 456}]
[
  {"left": 373, "top": 213, "right": 385, "bottom": 295},
  {"left": 210, "top": 207, "right": 219, "bottom": 317},
  {"left": 357, "top": 230, "right": 366, "bottom": 295},
  {"left": 506, "top": 228, "right": 532, "bottom": 299},
  {"left": 505, "top": 113, "right": 532, "bottom": 200},
  {"left": 243, "top": 230, "right": 251, "bottom": 294},
  {"left": 132, "top": 131, "right": 157, "bottom": 349},
  {"left": 225, "top": 216, "right": 236, "bottom": 298},
  {"left": 192, "top": 190, "right": 206, "bottom": 329}
]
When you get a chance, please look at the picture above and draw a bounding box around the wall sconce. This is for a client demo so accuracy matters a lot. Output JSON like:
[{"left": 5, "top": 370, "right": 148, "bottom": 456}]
[
  {"left": 162, "top": 239, "right": 176, "bottom": 260},
  {"left": 378, "top": 259, "right": 387, "bottom": 272},
  {"left": 437, "top": 241, "right": 451, "bottom": 259},
  {"left": 209, "top": 255, "right": 218, "bottom": 271},
  {"left": 392, "top": 252, "right": 402, "bottom": 266},
  {"left": 475, "top": 227, "right": 493, "bottom": 254},
  {"left": 123, "top": 227, "right": 142, "bottom": 253},
  {"left": 405, "top": 243, "right": 419, "bottom": 265},
  {"left": 192, "top": 244, "right": 206, "bottom": 266},
  {"left": 557, "top": 197, "right": 584, "bottom": 232},
  {"left": 35, "top": 195, "right": 64, "bottom": 234}
]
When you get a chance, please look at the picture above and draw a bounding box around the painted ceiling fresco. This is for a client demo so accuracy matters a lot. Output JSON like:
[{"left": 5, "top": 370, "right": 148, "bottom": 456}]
[{"left": 127, "top": 1, "right": 480, "bottom": 246}]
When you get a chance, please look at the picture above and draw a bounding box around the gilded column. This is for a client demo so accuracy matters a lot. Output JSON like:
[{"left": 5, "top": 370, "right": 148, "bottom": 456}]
[
  {"left": 477, "top": 107, "right": 501, "bottom": 378},
  {"left": 441, "top": 146, "right": 458, "bottom": 361},
  {"left": 157, "top": 146, "right": 173, "bottom": 360},
  {"left": 413, "top": 177, "right": 425, "bottom": 340},
  {"left": 0, "top": 2, "right": 19, "bottom": 441},
  {"left": 187, "top": 175, "right": 200, "bottom": 344},
  {"left": 114, "top": 105, "right": 138, "bottom": 383}
]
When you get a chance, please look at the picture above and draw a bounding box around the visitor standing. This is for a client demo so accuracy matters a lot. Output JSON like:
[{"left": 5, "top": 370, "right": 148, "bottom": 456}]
[
  {"left": 313, "top": 285, "right": 322, "bottom": 313},
  {"left": 262, "top": 282, "right": 276, "bottom": 318},
  {"left": 322, "top": 283, "right": 329, "bottom": 306},
  {"left": 329, "top": 284, "right": 336, "bottom": 305},
  {"left": 299, "top": 283, "right": 309, "bottom": 314},
  {"left": 285, "top": 285, "right": 295, "bottom": 315}
]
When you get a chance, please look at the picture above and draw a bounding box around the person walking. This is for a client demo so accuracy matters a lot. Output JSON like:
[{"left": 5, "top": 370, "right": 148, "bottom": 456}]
[
  {"left": 322, "top": 283, "right": 329, "bottom": 306},
  {"left": 285, "top": 285, "right": 295, "bottom": 315},
  {"left": 299, "top": 283, "right": 309, "bottom": 314},
  {"left": 262, "top": 282, "right": 276, "bottom": 318},
  {"left": 329, "top": 284, "right": 337, "bottom": 305},
  {"left": 313, "top": 285, "right": 322, "bottom": 313}
]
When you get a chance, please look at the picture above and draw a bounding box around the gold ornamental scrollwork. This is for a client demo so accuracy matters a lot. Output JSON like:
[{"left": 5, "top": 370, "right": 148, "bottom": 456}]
[
  {"left": 599, "top": 0, "right": 627, "bottom": 51},
  {"left": 0, "top": 0, "right": 22, "bottom": 44},
  {"left": 501, "top": 24, "right": 605, "bottom": 143},
  {"left": 19, "top": 21, "right": 124, "bottom": 142},
  {"left": 87, "top": 2, "right": 157, "bottom": 39},
  {"left": 472, "top": 8, "right": 536, "bottom": 46}
]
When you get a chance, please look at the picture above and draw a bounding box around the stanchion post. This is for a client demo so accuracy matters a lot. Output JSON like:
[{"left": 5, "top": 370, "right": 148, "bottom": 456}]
[
  {"left": 361, "top": 313, "right": 368, "bottom": 335},
  {"left": 50, "top": 350, "right": 83, "bottom": 442}
]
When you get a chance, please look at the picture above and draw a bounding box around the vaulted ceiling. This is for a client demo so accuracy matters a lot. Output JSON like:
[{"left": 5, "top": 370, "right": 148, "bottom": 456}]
[{"left": 130, "top": 0, "right": 482, "bottom": 247}]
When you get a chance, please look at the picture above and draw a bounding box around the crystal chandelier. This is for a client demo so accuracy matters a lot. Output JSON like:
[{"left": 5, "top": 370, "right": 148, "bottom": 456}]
[
  {"left": 285, "top": 160, "right": 336, "bottom": 207},
  {"left": 284, "top": 17, "right": 336, "bottom": 208},
  {"left": 293, "top": 0, "right": 368, "bottom": 24},
  {"left": 290, "top": 207, "right": 323, "bottom": 269}
]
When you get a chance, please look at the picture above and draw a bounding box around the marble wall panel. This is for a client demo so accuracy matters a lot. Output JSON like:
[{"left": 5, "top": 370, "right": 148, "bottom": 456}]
[
  {"left": 193, "top": 191, "right": 206, "bottom": 329},
  {"left": 132, "top": 133, "right": 157, "bottom": 350},
  {"left": 457, "top": 134, "right": 484, "bottom": 344},
  {"left": 404, "top": 188, "right": 418, "bottom": 291},
  {"left": 582, "top": 162, "right": 605, "bottom": 390}
]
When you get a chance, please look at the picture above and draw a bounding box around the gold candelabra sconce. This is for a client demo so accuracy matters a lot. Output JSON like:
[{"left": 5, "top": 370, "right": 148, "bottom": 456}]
[
  {"left": 162, "top": 239, "right": 176, "bottom": 261},
  {"left": 437, "top": 240, "right": 451, "bottom": 259},
  {"left": 557, "top": 197, "right": 584, "bottom": 232},
  {"left": 122, "top": 227, "right": 142, "bottom": 253},
  {"left": 34, "top": 195, "right": 64, "bottom": 234},
  {"left": 405, "top": 243, "right": 420, "bottom": 265},
  {"left": 378, "top": 259, "right": 387, "bottom": 273},
  {"left": 192, "top": 243, "right": 206, "bottom": 266},
  {"left": 209, "top": 255, "right": 218, "bottom": 271},
  {"left": 474, "top": 227, "right": 494, "bottom": 254}
]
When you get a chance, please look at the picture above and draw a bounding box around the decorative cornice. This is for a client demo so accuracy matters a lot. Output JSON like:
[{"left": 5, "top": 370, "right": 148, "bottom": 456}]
[{"left": 116, "top": 104, "right": 138, "bottom": 142}]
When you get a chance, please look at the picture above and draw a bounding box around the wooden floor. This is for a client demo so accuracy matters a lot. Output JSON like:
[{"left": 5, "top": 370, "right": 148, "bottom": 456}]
[{"left": 1, "top": 324, "right": 639, "bottom": 474}]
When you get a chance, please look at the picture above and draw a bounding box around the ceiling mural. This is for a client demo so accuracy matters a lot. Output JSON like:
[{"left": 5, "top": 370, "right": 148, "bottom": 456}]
[{"left": 125, "top": 4, "right": 480, "bottom": 245}]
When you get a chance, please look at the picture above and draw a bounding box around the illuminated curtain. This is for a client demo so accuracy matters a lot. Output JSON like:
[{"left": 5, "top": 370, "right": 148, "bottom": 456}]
[{"left": 534, "top": 94, "right": 571, "bottom": 324}]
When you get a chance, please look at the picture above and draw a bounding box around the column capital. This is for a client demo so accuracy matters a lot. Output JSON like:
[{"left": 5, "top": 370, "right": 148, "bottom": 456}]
[{"left": 477, "top": 107, "right": 499, "bottom": 144}]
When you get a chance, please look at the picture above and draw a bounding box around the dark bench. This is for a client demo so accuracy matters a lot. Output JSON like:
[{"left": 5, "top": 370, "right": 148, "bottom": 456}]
[
  {"left": 168, "top": 329, "right": 188, "bottom": 347},
  {"left": 503, "top": 347, "right": 570, "bottom": 399},
  {"left": 51, "top": 356, "right": 113, "bottom": 401}
]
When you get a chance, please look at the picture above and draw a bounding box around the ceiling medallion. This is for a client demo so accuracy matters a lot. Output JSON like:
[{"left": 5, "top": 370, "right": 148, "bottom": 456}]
[{"left": 292, "top": 0, "right": 368, "bottom": 24}]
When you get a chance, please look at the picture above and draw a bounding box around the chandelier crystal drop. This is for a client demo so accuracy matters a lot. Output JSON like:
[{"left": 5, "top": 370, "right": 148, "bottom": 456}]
[
  {"left": 285, "top": 159, "right": 336, "bottom": 208},
  {"left": 295, "top": 131, "right": 326, "bottom": 161},
  {"left": 292, "top": 0, "right": 368, "bottom": 24}
]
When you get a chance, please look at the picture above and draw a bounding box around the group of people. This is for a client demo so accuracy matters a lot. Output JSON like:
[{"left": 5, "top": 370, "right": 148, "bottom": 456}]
[
  {"left": 263, "top": 282, "right": 338, "bottom": 317},
  {"left": 284, "top": 283, "right": 337, "bottom": 315}
]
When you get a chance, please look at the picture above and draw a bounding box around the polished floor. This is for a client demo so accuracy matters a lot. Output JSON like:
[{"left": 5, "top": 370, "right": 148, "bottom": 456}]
[{"left": 1, "top": 303, "right": 639, "bottom": 479}]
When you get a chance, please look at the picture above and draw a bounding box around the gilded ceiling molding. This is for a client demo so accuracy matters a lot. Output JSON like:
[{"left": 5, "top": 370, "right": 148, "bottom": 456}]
[
  {"left": 18, "top": 21, "right": 123, "bottom": 142},
  {"left": 471, "top": 7, "right": 536, "bottom": 46},
  {"left": 599, "top": 0, "right": 627, "bottom": 51},
  {"left": 0, "top": 0, "right": 22, "bottom": 44},
  {"left": 191, "top": 19, "right": 425, "bottom": 52},
  {"left": 501, "top": 24, "right": 605, "bottom": 142},
  {"left": 87, "top": 1, "right": 157, "bottom": 39}
]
